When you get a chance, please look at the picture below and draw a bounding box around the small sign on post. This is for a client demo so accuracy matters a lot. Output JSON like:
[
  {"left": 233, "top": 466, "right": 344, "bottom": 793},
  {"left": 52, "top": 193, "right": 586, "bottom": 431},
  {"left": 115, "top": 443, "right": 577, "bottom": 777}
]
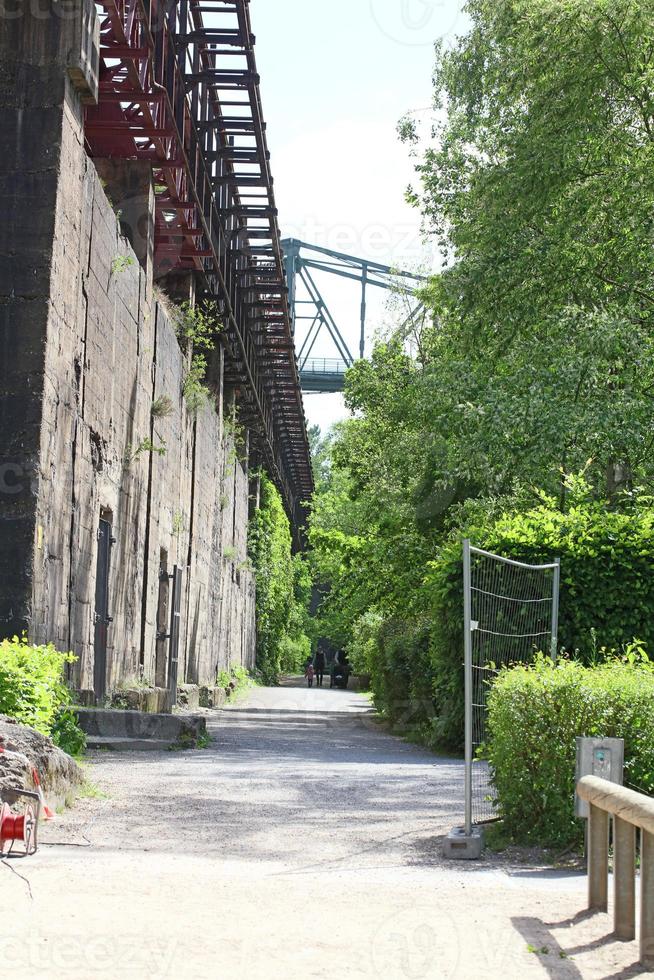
[{"left": 575, "top": 737, "right": 624, "bottom": 818}]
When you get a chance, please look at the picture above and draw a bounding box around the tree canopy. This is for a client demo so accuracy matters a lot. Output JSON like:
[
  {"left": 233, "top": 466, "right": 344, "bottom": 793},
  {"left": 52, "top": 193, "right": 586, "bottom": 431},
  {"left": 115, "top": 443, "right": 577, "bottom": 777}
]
[{"left": 307, "top": 0, "right": 654, "bottom": 739}]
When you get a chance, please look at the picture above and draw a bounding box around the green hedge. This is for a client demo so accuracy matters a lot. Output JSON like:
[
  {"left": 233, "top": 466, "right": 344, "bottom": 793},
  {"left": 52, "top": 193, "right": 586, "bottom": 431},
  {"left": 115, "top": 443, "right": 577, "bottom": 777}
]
[{"left": 487, "top": 655, "right": 654, "bottom": 847}]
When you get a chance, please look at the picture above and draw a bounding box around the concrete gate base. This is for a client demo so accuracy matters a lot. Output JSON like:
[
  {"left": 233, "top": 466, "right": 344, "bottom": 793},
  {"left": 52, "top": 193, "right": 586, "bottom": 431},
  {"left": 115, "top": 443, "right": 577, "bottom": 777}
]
[{"left": 443, "top": 824, "right": 485, "bottom": 860}]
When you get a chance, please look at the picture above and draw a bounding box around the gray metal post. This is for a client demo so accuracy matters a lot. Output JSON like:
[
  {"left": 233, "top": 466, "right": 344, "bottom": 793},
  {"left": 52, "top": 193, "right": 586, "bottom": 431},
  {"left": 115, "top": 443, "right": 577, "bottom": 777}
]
[
  {"left": 614, "top": 816, "right": 636, "bottom": 940},
  {"left": 642, "top": 830, "right": 654, "bottom": 967},
  {"left": 360, "top": 264, "right": 367, "bottom": 359},
  {"left": 550, "top": 556, "right": 560, "bottom": 661},
  {"left": 284, "top": 240, "right": 298, "bottom": 335},
  {"left": 588, "top": 803, "right": 609, "bottom": 911},
  {"left": 463, "top": 538, "right": 473, "bottom": 837}
]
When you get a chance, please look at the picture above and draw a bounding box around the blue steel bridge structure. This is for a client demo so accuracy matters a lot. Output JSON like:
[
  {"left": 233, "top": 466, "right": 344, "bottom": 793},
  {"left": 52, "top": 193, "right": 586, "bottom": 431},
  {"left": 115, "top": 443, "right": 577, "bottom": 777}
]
[{"left": 281, "top": 239, "right": 428, "bottom": 393}]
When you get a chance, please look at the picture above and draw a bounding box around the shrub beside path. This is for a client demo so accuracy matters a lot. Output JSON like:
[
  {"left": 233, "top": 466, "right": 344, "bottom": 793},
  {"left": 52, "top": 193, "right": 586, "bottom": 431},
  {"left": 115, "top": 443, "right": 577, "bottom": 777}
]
[{"left": 1, "top": 679, "right": 648, "bottom": 978}]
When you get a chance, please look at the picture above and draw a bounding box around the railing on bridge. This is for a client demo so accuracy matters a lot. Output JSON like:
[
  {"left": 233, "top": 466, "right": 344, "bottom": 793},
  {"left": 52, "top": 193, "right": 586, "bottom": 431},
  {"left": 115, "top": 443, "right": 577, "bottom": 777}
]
[{"left": 299, "top": 358, "right": 350, "bottom": 393}]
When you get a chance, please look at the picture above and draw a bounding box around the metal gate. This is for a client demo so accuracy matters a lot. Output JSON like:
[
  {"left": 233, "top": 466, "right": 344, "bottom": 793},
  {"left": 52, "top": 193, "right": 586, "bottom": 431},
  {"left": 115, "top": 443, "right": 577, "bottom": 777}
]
[
  {"left": 93, "top": 517, "right": 114, "bottom": 703},
  {"left": 463, "top": 540, "right": 560, "bottom": 833},
  {"left": 164, "top": 565, "right": 183, "bottom": 713}
]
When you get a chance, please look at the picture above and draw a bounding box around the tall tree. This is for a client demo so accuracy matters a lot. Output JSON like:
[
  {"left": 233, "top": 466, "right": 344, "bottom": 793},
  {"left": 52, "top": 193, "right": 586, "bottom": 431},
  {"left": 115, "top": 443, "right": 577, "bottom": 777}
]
[{"left": 404, "top": 0, "right": 654, "bottom": 337}]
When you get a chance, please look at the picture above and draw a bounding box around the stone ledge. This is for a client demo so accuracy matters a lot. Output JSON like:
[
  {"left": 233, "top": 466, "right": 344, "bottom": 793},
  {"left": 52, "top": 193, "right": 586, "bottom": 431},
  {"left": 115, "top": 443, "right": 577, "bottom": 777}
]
[{"left": 75, "top": 707, "right": 206, "bottom": 746}]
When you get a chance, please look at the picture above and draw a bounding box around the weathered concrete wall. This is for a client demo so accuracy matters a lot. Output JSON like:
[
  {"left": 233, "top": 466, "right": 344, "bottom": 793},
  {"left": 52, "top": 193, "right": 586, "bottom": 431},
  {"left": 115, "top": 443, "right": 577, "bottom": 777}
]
[
  {"left": 0, "top": 8, "right": 256, "bottom": 700},
  {"left": 0, "top": 1, "right": 74, "bottom": 637}
]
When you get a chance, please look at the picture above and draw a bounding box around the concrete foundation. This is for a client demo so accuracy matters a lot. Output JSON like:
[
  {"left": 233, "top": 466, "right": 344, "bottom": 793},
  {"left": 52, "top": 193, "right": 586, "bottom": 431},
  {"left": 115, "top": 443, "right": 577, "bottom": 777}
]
[{"left": 443, "top": 825, "right": 485, "bottom": 860}]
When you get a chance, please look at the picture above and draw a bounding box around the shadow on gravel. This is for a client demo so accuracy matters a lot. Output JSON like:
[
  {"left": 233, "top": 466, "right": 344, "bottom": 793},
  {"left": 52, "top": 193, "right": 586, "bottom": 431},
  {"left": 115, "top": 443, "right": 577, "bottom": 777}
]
[
  {"left": 77, "top": 687, "right": 467, "bottom": 862},
  {"left": 512, "top": 915, "right": 644, "bottom": 979}
]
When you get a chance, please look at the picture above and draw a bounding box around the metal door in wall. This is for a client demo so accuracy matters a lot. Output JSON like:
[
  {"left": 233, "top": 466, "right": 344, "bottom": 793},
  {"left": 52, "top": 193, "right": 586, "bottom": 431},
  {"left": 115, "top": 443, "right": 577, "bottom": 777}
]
[
  {"left": 165, "top": 565, "right": 183, "bottom": 712},
  {"left": 94, "top": 517, "right": 113, "bottom": 703}
]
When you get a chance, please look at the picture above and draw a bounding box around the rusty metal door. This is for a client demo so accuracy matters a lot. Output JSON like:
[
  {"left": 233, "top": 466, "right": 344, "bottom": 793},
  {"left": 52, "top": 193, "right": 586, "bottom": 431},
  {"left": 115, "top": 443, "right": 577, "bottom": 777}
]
[
  {"left": 93, "top": 517, "right": 113, "bottom": 703},
  {"left": 164, "top": 565, "right": 183, "bottom": 712}
]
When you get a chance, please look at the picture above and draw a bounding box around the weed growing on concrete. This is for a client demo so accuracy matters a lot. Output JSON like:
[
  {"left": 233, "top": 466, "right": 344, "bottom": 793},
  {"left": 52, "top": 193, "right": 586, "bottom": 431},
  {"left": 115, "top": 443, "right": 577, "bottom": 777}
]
[
  {"left": 182, "top": 357, "right": 212, "bottom": 413},
  {"left": 110, "top": 255, "right": 134, "bottom": 276},
  {"left": 172, "top": 730, "right": 210, "bottom": 751},
  {"left": 217, "top": 665, "right": 255, "bottom": 703},
  {"left": 175, "top": 301, "right": 222, "bottom": 414},
  {"left": 124, "top": 438, "right": 167, "bottom": 467},
  {"left": 175, "top": 300, "right": 221, "bottom": 348},
  {"left": 151, "top": 395, "right": 174, "bottom": 418},
  {"left": 196, "top": 731, "right": 212, "bottom": 749},
  {"left": 172, "top": 510, "right": 185, "bottom": 537}
]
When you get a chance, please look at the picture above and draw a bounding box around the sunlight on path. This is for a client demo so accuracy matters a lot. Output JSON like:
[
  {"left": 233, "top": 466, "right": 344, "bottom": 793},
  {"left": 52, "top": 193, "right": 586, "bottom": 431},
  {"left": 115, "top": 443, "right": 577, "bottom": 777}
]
[{"left": 1, "top": 683, "right": 648, "bottom": 979}]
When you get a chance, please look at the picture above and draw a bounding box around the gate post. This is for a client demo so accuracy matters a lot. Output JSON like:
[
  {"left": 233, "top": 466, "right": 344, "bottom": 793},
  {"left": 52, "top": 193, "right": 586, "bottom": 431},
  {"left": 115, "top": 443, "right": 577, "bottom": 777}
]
[{"left": 463, "top": 538, "right": 473, "bottom": 838}]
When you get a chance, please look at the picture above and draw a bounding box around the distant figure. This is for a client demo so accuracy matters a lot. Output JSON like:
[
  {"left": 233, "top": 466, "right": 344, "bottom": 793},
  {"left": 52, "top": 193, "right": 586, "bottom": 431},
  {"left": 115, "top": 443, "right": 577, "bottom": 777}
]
[
  {"left": 305, "top": 662, "right": 315, "bottom": 688},
  {"left": 314, "top": 649, "right": 326, "bottom": 687},
  {"left": 330, "top": 651, "right": 351, "bottom": 689}
]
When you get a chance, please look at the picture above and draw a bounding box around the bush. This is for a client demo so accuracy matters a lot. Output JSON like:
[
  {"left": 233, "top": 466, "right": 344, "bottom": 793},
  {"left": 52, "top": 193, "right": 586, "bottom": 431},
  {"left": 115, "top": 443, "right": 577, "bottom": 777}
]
[
  {"left": 367, "top": 618, "right": 437, "bottom": 734},
  {"left": 347, "top": 610, "right": 384, "bottom": 675},
  {"left": 486, "top": 653, "right": 654, "bottom": 848},
  {"left": 52, "top": 708, "right": 87, "bottom": 757},
  {"left": 0, "top": 637, "right": 84, "bottom": 752}
]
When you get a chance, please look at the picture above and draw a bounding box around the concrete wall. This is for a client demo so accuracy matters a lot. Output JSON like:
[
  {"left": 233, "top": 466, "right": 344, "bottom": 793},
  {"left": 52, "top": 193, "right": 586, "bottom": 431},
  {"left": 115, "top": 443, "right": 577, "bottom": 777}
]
[{"left": 0, "top": 9, "right": 256, "bottom": 700}]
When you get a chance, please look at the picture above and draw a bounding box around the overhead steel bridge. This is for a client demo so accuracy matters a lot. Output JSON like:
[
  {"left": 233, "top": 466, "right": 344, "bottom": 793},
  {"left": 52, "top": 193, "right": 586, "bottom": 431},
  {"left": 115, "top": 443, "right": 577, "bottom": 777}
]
[
  {"left": 85, "top": 0, "right": 313, "bottom": 518},
  {"left": 282, "top": 239, "right": 427, "bottom": 393}
]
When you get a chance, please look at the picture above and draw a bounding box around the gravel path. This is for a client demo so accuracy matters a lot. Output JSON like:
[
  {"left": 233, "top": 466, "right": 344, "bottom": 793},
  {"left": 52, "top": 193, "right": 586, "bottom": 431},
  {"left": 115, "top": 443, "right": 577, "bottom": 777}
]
[{"left": 1, "top": 679, "right": 650, "bottom": 978}]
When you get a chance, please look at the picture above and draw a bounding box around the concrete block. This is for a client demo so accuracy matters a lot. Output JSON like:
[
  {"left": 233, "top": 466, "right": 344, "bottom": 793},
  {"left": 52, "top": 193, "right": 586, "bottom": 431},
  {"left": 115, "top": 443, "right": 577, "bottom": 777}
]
[
  {"left": 177, "top": 685, "right": 200, "bottom": 711},
  {"left": 443, "top": 825, "right": 485, "bottom": 861},
  {"left": 142, "top": 688, "right": 168, "bottom": 714},
  {"left": 199, "top": 686, "right": 227, "bottom": 709}
]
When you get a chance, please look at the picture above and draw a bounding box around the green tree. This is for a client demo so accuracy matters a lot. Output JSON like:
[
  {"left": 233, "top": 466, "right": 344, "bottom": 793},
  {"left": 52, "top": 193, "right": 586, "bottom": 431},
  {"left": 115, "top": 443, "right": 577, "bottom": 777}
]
[
  {"left": 404, "top": 0, "right": 654, "bottom": 337},
  {"left": 249, "top": 473, "right": 312, "bottom": 682},
  {"left": 307, "top": 0, "right": 654, "bottom": 743}
]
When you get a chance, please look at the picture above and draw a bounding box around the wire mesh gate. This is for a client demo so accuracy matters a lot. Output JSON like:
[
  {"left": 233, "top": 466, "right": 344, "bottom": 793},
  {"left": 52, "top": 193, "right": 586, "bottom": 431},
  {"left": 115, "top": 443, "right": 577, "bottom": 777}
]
[{"left": 463, "top": 540, "right": 560, "bottom": 834}]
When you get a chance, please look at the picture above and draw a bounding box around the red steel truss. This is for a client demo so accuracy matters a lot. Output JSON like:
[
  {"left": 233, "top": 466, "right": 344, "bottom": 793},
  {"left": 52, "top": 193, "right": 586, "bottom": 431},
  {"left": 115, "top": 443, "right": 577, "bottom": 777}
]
[{"left": 84, "top": 0, "right": 313, "bottom": 516}]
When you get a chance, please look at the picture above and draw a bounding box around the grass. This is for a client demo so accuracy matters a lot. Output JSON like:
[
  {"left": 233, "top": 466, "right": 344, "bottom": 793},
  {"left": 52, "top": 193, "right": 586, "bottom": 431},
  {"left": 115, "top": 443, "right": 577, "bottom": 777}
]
[
  {"left": 171, "top": 730, "right": 213, "bottom": 751},
  {"left": 77, "top": 779, "right": 110, "bottom": 801}
]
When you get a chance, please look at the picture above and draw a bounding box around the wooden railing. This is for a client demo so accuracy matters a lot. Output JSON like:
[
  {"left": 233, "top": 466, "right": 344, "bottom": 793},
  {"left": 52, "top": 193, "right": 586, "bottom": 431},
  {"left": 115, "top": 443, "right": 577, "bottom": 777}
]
[{"left": 577, "top": 775, "right": 654, "bottom": 966}]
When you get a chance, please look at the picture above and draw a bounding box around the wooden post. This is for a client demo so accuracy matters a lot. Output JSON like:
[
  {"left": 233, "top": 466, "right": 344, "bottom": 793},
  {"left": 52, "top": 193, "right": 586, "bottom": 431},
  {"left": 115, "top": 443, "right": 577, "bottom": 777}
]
[
  {"left": 614, "top": 816, "right": 636, "bottom": 940},
  {"left": 588, "top": 803, "right": 609, "bottom": 911},
  {"left": 642, "top": 830, "right": 654, "bottom": 968}
]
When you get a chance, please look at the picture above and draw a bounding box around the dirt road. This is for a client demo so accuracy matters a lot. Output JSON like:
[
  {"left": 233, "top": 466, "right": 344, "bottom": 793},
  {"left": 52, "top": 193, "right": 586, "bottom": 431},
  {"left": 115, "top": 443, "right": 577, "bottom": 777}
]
[{"left": 1, "top": 680, "right": 648, "bottom": 978}]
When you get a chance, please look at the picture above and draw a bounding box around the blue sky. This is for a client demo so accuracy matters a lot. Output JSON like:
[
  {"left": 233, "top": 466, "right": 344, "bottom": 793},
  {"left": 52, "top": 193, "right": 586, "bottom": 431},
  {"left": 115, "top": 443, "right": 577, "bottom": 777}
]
[{"left": 252, "top": 0, "right": 468, "bottom": 431}]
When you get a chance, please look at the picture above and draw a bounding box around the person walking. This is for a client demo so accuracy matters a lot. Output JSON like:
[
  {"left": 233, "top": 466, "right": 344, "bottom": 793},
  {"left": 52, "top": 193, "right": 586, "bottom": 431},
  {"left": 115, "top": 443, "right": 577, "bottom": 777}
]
[{"left": 314, "top": 648, "right": 326, "bottom": 688}]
